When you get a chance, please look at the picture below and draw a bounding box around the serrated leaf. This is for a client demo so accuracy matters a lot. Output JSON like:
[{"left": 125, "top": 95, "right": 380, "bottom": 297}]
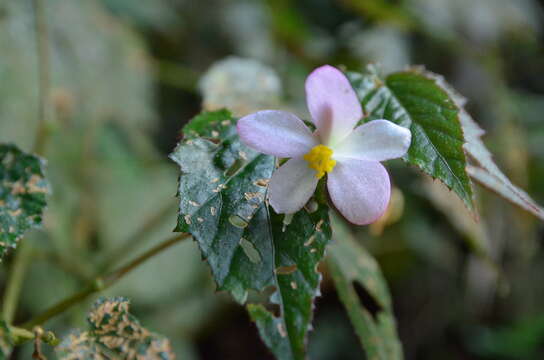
[
  {"left": 170, "top": 111, "right": 276, "bottom": 302},
  {"left": 0, "top": 144, "right": 49, "bottom": 260},
  {"left": 348, "top": 68, "right": 475, "bottom": 211},
  {"left": 0, "top": 321, "right": 13, "bottom": 360},
  {"left": 248, "top": 204, "right": 331, "bottom": 360},
  {"left": 57, "top": 297, "right": 174, "bottom": 360},
  {"left": 328, "top": 217, "right": 403, "bottom": 360},
  {"left": 171, "top": 110, "right": 332, "bottom": 359},
  {"left": 424, "top": 71, "right": 544, "bottom": 221}
]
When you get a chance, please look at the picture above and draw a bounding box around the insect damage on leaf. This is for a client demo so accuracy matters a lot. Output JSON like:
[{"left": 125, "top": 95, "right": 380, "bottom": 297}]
[
  {"left": 0, "top": 144, "right": 50, "bottom": 260},
  {"left": 56, "top": 297, "right": 175, "bottom": 360},
  {"left": 171, "top": 110, "right": 333, "bottom": 359}
]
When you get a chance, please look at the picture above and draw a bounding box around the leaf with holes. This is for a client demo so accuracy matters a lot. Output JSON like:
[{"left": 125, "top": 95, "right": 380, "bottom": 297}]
[
  {"left": 424, "top": 70, "right": 544, "bottom": 221},
  {"left": 171, "top": 110, "right": 332, "bottom": 359},
  {"left": 348, "top": 67, "right": 474, "bottom": 212},
  {"left": 56, "top": 297, "right": 174, "bottom": 360},
  {"left": 0, "top": 144, "right": 50, "bottom": 260},
  {"left": 328, "top": 216, "right": 403, "bottom": 360}
]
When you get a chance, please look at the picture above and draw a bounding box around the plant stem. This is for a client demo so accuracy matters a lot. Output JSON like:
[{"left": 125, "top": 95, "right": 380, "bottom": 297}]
[
  {"left": 2, "top": 0, "right": 52, "bottom": 328},
  {"left": 32, "top": 0, "right": 52, "bottom": 156},
  {"left": 20, "top": 233, "right": 190, "bottom": 329},
  {"left": 100, "top": 201, "right": 177, "bottom": 271},
  {"left": 2, "top": 242, "right": 33, "bottom": 324}
]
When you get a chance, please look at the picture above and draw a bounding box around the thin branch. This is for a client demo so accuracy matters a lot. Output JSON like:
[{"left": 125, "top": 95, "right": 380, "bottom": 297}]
[
  {"left": 20, "top": 233, "right": 190, "bottom": 329},
  {"left": 100, "top": 201, "right": 177, "bottom": 271}
]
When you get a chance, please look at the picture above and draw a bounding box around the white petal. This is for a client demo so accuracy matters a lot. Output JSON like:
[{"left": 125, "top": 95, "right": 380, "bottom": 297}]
[
  {"left": 305, "top": 65, "right": 362, "bottom": 146},
  {"left": 268, "top": 158, "right": 318, "bottom": 214},
  {"left": 237, "top": 110, "right": 318, "bottom": 158},
  {"left": 333, "top": 120, "right": 411, "bottom": 162},
  {"left": 327, "top": 159, "right": 390, "bottom": 225}
]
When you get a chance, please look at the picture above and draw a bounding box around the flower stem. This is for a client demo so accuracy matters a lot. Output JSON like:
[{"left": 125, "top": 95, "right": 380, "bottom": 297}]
[{"left": 20, "top": 233, "right": 190, "bottom": 329}]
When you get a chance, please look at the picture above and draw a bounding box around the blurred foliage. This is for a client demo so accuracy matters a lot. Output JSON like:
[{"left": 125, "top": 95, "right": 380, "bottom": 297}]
[
  {"left": 57, "top": 297, "right": 174, "bottom": 360},
  {"left": 0, "top": 144, "right": 49, "bottom": 260},
  {"left": 1, "top": 0, "right": 544, "bottom": 359}
]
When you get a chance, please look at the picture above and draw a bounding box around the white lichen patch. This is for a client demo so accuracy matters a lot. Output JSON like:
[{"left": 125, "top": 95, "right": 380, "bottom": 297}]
[
  {"left": 315, "top": 219, "right": 324, "bottom": 232},
  {"left": 304, "top": 235, "right": 316, "bottom": 247},
  {"left": 254, "top": 178, "right": 269, "bottom": 187},
  {"left": 277, "top": 323, "right": 287, "bottom": 338},
  {"left": 244, "top": 192, "right": 263, "bottom": 202}
]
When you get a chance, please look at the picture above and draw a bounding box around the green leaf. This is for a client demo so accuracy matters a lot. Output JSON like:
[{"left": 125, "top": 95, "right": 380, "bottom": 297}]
[
  {"left": 170, "top": 110, "right": 276, "bottom": 302},
  {"left": 171, "top": 110, "right": 332, "bottom": 359},
  {"left": 348, "top": 67, "right": 474, "bottom": 211},
  {"left": 56, "top": 297, "right": 175, "bottom": 360},
  {"left": 0, "top": 321, "right": 13, "bottom": 360},
  {"left": 424, "top": 71, "right": 544, "bottom": 221},
  {"left": 182, "top": 108, "right": 236, "bottom": 140},
  {"left": 248, "top": 203, "right": 331, "bottom": 360},
  {"left": 0, "top": 144, "right": 50, "bottom": 260},
  {"left": 328, "top": 217, "right": 403, "bottom": 360}
]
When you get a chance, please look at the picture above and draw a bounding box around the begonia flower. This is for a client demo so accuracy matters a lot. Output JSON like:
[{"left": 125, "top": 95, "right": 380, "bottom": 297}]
[{"left": 237, "top": 65, "right": 411, "bottom": 225}]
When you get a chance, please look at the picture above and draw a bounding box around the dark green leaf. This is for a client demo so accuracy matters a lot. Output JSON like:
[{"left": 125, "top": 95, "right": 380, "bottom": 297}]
[
  {"left": 348, "top": 67, "right": 474, "bottom": 211},
  {"left": 424, "top": 71, "right": 544, "bottom": 221},
  {"left": 170, "top": 110, "right": 276, "bottom": 303},
  {"left": 171, "top": 110, "right": 332, "bottom": 359},
  {"left": 57, "top": 297, "right": 174, "bottom": 360},
  {"left": 328, "top": 217, "right": 403, "bottom": 360},
  {"left": 182, "top": 109, "right": 235, "bottom": 140},
  {"left": 248, "top": 204, "right": 331, "bottom": 360},
  {"left": 0, "top": 144, "right": 49, "bottom": 260}
]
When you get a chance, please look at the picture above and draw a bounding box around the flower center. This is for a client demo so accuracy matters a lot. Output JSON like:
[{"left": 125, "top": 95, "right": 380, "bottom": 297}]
[{"left": 303, "top": 145, "right": 336, "bottom": 179}]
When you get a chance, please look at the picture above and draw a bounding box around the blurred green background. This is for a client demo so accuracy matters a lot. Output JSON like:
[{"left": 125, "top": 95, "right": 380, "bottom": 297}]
[{"left": 1, "top": 0, "right": 544, "bottom": 359}]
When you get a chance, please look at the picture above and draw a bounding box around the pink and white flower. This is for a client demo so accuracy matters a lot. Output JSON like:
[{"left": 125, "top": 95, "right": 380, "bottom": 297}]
[{"left": 237, "top": 65, "right": 411, "bottom": 225}]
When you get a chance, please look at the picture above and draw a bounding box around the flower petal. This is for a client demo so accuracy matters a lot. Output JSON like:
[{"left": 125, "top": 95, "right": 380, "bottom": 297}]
[
  {"left": 238, "top": 110, "right": 318, "bottom": 158},
  {"left": 305, "top": 65, "right": 362, "bottom": 146},
  {"left": 334, "top": 120, "right": 411, "bottom": 161},
  {"left": 268, "top": 158, "right": 318, "bottom": 214},
  {"left": 327, "top": 159, "right": 390, "bottom": 225}
]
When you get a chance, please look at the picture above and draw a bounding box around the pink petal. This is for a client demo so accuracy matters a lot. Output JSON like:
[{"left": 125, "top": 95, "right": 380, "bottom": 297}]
[
  {"left": 327, "top": 159, "right": 390, "bottom": 225},
  {"left": 305, "top": 65, "right": 362, "bottom": 146},
  {"left": 334, "top": 120, "right": 411, "bottom": 161},
  {"left": 238, "top": 110, "right": 318, "bottom": 158},
  {"left": 268, "top": 158, "right": 318, "bottom": 214}
]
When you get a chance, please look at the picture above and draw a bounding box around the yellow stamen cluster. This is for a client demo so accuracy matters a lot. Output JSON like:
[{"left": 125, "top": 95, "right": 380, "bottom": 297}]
[{"left": 303, "top": 145, "right": 336, "bottom": 179}]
